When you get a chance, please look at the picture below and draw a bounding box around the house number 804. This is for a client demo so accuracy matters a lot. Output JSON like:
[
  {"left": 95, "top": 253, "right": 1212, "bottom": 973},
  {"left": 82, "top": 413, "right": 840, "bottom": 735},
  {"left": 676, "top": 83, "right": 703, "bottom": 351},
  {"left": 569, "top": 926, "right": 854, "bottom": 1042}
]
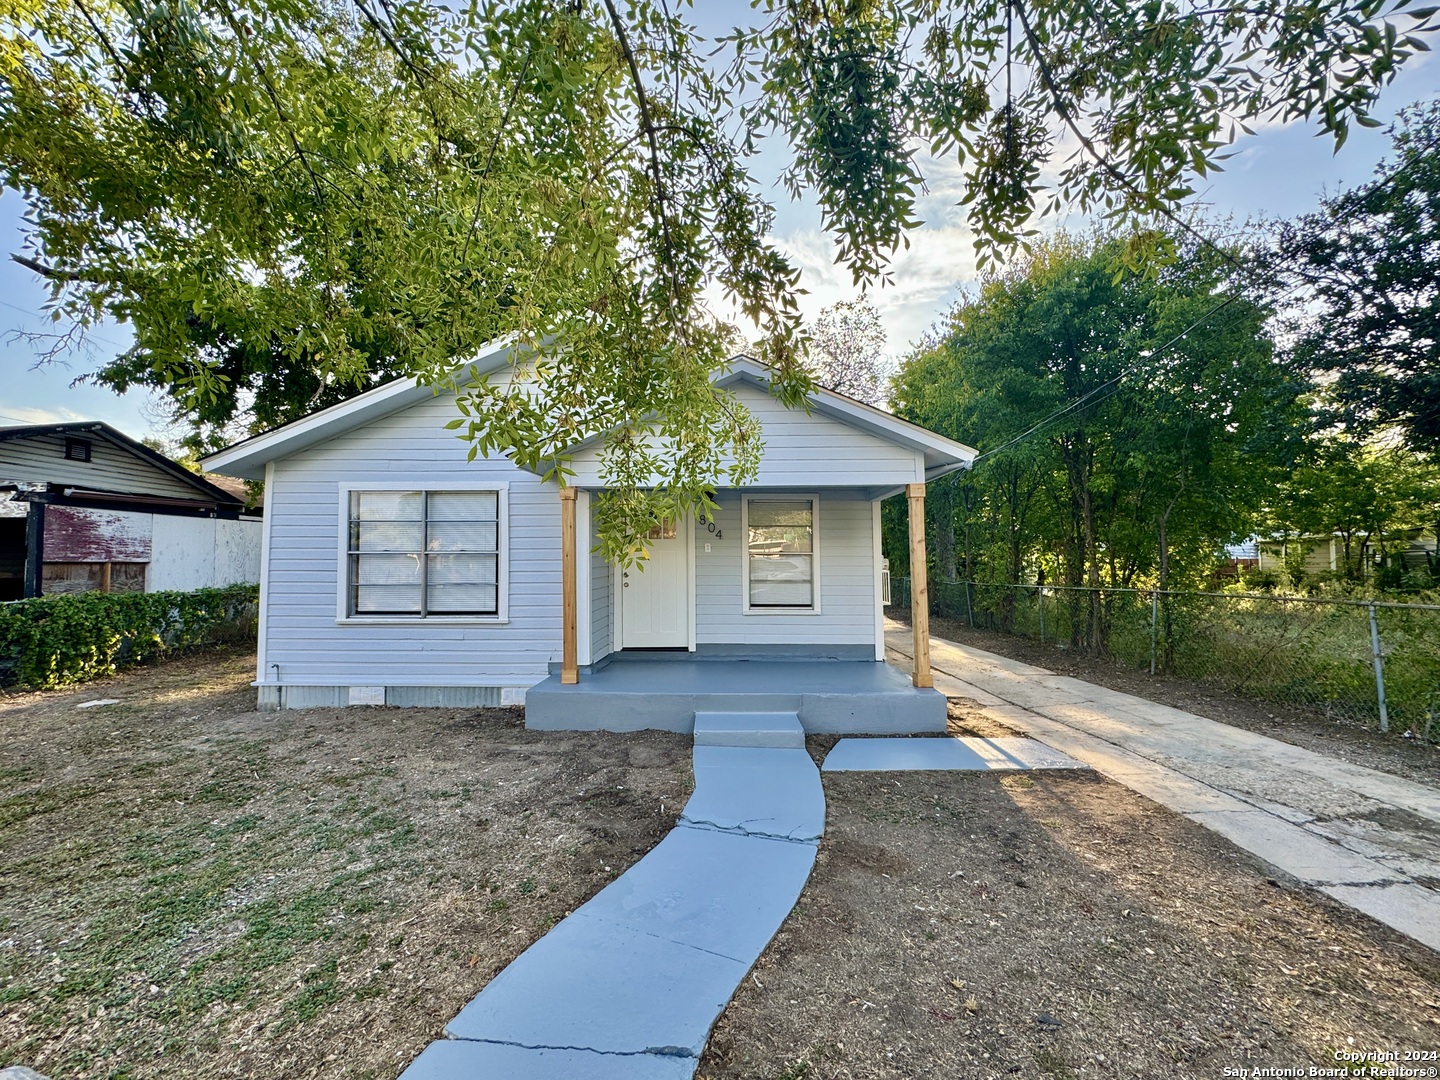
[{"left": 701, "top": 516, "right": 723, "bottom": 540}]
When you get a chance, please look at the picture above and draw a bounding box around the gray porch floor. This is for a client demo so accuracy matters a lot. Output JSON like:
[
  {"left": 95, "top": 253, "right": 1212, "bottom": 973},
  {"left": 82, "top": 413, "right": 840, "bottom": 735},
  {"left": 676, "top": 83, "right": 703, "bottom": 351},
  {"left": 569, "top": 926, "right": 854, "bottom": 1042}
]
[{"left": 524, "top": 658, "right": 946, "bottom": 734}]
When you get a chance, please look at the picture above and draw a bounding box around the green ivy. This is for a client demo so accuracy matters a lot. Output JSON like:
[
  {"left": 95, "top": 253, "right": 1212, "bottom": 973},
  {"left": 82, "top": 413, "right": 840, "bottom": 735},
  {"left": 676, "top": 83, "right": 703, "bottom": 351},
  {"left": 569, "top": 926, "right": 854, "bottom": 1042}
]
[{"left": 0, "top": 584, "right": 259, "bottom": 689}]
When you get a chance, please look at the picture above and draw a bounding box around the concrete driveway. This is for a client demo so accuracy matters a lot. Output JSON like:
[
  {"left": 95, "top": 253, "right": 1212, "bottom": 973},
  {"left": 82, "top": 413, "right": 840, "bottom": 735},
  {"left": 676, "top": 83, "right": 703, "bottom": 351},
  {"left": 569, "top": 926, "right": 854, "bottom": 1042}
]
[{"left": 886, "top": 622, "right": 1440, "bottom": 953}]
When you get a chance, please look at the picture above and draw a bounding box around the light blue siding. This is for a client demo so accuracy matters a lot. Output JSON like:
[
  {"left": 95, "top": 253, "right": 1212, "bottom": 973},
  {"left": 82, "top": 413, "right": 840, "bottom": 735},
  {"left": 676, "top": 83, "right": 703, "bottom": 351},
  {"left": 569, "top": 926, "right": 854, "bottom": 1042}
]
[
  {"left": 262, "top": 391, "right": 562, "bottom": 692},
  {"left": 694, "top": 492, "right": 877, "bottom": 648},
  {"left": 589, "top": 509, "right": 613, "bottom": 663},
  {"left": 565, "top": 385, "right": 922, "bottom": 489}
]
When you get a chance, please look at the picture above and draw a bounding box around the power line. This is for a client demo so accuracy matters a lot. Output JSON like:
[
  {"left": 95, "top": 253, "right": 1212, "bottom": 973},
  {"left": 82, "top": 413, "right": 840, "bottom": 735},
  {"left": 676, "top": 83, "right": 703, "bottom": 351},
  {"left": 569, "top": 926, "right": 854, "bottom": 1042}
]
[{"left": 969, "top": 272, "right": 1318, "bottom": 465}]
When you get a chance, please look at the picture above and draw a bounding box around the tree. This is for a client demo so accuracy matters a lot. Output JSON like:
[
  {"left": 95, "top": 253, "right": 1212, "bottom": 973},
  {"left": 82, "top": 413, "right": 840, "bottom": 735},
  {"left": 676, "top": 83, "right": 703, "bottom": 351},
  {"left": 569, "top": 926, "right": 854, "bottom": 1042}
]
[
  {"left": 807, "top": 299, "right": 888, "bottom": 405},
  {"left": 892, "top": 231, "right": 1309, "bottom": 648},
  {"left": 1, "top": 0, "right": 1433, "bottom": 553},
  {"left": 1271, "top": 100, "right": 1440, "bottom": 455},
  {"left": 1267, "top": 440, "right": 1440, "bottom": 585}
]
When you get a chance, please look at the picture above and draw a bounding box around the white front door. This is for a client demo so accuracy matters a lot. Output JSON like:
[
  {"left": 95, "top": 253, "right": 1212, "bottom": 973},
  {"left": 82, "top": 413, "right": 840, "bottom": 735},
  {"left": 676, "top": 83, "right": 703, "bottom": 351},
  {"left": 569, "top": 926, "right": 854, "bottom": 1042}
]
[{"left": 620, "top": 518, "right": 689, "bottom": 648}]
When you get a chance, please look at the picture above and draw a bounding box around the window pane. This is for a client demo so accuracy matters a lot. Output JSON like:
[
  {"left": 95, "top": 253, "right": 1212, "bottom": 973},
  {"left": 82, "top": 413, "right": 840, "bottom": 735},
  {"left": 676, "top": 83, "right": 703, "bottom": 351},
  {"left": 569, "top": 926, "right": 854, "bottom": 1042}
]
[
  {"left": 427, "top": 552, "right": 497, "bottom": 583},
  {"left": 353, "top": 553, "right": 422, "bottom": 585},
  {"left": 427, "top": 521, "right": 498, "bottom": 553},
  {"left": 427, "top": 581, "right": 499, "bottom": 613},
  {"left": 352, "top": 520, "right": 423, "bottom": 552},
  {"left": 748, "top": 524, "right": 812, "bottom": 554},
  {"left": 352, "top": 490, "right": 422, "bottom": 521},
  {"left": 426, "top": 552, "right": 498, "bottom": 614},
  {"left": 748, "top": 499, "right": 813, "bottom": 556},
  {"left": 750, "top": 554, "right": 813, "bottom": 607},
  {"left": 354, "top": 584, "right": 423, "bottom": 614},
  {"left": 428, "top": 491, "right": 498, "bottom": 521},
  {"left": 747, "top": 500, "right": 812, "bottom": 528}
]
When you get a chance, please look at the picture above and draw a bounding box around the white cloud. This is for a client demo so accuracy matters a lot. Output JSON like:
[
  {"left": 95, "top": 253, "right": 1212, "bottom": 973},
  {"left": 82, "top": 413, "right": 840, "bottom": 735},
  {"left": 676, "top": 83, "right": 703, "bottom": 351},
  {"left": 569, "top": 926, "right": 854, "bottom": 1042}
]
[{"left": 0, "top": 401, "right": 88, "bottom": 426}]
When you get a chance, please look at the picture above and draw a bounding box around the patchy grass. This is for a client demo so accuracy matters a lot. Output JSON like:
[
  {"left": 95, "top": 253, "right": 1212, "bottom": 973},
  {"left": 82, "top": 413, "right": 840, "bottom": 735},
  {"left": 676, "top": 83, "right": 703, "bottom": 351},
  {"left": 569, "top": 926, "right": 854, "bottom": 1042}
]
[{"left": 0, "top": 647, "right": 692, "bottom": 1079}]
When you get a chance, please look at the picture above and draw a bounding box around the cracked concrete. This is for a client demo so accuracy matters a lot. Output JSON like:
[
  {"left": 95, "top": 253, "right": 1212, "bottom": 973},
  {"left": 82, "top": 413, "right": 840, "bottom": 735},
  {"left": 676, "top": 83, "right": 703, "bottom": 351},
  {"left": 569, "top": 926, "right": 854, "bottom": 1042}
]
[
  {"left": 398, "top": 727, "right": 824, "bottom": 1079},
  {"left": 887, "top": 622, "right": 1440, "bottom": 953}
]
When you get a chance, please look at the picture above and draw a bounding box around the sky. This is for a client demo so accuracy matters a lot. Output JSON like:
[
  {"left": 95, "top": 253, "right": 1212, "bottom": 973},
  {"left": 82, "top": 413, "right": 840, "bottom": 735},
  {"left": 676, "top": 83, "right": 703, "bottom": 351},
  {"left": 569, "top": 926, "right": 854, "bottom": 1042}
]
[{"left": 0, "top": 16, "right": 1436, "bottom": 442}]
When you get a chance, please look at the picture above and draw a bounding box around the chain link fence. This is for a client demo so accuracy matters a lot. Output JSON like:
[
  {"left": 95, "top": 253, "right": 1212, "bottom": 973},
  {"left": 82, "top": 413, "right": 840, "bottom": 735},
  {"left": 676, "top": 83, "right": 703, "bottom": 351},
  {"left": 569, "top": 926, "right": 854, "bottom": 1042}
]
[{"left": 892, "top": 579, "right": 1440, "bottom": 738}]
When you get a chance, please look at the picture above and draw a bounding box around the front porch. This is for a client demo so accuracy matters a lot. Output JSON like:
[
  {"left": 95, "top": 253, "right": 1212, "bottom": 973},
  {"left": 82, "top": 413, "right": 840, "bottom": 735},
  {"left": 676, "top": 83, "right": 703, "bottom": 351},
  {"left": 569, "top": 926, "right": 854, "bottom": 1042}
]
[{"left": 525, "top": 652, "right": 946, "bottom": 734}]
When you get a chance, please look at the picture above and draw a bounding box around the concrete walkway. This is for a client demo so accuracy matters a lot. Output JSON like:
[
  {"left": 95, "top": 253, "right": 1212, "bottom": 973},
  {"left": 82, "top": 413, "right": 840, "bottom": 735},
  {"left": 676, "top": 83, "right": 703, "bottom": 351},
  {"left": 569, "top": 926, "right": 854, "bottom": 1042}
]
[
  {"left": 886, "top": 623, "right": 1440, "bottom": 953},
  {"left": 399, "top": 717, "right": 824, "bottom": 1079}
]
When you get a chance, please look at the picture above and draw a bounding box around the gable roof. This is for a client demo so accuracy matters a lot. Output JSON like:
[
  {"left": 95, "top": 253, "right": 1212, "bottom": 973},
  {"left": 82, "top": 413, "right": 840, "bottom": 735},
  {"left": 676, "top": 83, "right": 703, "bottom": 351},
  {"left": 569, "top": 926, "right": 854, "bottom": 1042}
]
[
  {"left": 198, "top": 345, "right": 976, "bottom": 483},
  {"left": 0, "top": 421, "right": 248, "bottom": 506}
]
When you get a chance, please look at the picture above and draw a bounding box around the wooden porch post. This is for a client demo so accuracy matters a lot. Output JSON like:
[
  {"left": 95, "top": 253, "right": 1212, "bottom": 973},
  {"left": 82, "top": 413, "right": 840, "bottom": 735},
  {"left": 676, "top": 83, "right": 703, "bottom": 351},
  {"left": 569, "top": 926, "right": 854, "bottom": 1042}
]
[
  {"left": 906, "top": 482, "right": 932, "bottom": 688},
  {"left": 560, "top": 487, "right": 579, "bottom": 685}
]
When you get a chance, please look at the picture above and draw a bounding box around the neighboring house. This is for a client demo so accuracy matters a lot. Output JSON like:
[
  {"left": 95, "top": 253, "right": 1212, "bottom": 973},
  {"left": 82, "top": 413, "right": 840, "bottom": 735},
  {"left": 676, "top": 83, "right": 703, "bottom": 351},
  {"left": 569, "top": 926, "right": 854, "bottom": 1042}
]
[
  {"left": 199, "top": 348, "right": 977, "bottom": 733},
  {"left": 1256, "top": 529, "right": 1439, "bottom": 579},
  {"left": 0, "top": 422, "right": 262, "bottom": 600}
]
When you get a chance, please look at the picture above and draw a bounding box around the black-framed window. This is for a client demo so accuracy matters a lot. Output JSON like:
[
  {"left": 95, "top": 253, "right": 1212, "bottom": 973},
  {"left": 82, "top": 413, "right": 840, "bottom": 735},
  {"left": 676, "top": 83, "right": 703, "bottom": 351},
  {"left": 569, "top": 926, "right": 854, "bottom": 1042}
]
[
  {"left": 746, "top": 497, "right": 815, "bottom": 608},
  {"left": 347, "top": 490, "right": 500, "bottom": 616}
]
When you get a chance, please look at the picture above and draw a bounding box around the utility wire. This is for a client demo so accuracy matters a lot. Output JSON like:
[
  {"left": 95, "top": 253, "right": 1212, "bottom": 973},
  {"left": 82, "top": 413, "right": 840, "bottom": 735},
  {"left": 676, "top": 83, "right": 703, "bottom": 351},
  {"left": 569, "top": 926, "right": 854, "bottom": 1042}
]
[{"left": 970, "top": 270, "right": 1317, "bottom": 464}]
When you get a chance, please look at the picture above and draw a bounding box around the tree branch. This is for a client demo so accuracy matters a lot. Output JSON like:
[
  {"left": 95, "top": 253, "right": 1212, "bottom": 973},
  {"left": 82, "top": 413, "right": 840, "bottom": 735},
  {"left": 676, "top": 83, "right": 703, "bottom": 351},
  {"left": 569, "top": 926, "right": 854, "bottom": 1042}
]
[{"left": 11, "top": 254, "right": 84, "bottom": 282}]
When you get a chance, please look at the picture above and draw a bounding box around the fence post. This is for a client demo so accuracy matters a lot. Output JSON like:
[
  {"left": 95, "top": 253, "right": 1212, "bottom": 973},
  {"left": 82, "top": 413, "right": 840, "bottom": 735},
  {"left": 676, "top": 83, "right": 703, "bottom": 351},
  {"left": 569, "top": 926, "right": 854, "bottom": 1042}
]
[
  {"left": 1037, "top": 585, "right": 1045, "bottom": 645},
  {"left": 965, "top": 581, "right": 974, "bottom": 628},
  {"left": 1367, "top": 602, "right": 1389, "bottom": 733},
  {"left": 1149, "top": 590, "right": 1159, "bottom": 676}
]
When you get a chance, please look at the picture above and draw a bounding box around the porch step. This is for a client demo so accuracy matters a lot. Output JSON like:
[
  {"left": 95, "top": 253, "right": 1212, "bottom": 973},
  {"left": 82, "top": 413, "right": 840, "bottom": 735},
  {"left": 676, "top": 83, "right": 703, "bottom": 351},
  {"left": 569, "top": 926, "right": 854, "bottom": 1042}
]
[{"left": 693, "top": 710, "right": 804, "bottom": 749}]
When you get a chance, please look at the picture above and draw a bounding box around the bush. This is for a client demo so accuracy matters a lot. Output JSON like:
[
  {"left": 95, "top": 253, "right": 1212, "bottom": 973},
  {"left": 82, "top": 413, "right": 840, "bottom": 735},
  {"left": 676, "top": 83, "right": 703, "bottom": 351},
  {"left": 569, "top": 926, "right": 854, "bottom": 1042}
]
[{"left": 0, "top": 583, "right": 258, "bottom": 689}]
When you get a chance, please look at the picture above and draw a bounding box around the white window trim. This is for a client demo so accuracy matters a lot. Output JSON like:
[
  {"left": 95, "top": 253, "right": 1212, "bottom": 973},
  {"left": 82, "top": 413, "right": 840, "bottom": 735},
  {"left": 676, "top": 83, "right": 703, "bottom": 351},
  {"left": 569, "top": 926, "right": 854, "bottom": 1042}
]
[
  {"left": 740, "top": 493, "right": 822, "bottom": 616},
  {"left": 335, "top": 481, "right": 510, "bottom": 625}
]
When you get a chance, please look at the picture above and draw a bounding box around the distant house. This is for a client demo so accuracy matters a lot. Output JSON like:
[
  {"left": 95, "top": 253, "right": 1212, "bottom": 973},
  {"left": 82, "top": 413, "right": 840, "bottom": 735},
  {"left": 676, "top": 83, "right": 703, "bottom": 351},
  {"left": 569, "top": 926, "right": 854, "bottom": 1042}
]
[
  {"left": 1256, "top": 529, "right": 1438, "bottom": 579},
  {"left": 200, "top": 349, "right": 976, "bottom": 733},
  {"left": 0, "top": 422, "right": 262, "bottom": 600}
]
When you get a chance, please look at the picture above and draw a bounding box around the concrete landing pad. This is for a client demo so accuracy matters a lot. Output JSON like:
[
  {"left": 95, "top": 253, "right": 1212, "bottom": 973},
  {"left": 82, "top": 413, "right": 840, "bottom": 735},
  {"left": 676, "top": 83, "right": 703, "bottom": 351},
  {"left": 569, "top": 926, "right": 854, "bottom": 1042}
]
[{"left": 822, "top": 736, "right": 1088, "bottom": 773}]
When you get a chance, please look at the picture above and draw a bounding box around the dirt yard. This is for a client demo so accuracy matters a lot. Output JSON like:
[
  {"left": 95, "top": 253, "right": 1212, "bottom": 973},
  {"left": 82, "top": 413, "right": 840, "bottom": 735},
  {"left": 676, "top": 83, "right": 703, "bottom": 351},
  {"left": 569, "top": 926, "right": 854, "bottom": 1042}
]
[
  {"left": 699, "top": 714, "right": 1440, "bottom": 1079},
  {"left": 4, "top": 651, "right": 1438, "bottom": 1080},
  {"left": 906, "top": 610, "right": 1440, "bottom": 785},
  {"left": 0, "top": 648, "right": 693, "bottom": 1079}
]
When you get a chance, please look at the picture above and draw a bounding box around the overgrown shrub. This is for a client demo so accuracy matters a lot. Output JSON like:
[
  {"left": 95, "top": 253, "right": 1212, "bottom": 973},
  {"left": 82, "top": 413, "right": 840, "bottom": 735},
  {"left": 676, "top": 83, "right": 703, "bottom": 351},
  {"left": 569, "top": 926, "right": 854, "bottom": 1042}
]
[{"left": 0, "top": 584, "right": 258, "bottom": 688}]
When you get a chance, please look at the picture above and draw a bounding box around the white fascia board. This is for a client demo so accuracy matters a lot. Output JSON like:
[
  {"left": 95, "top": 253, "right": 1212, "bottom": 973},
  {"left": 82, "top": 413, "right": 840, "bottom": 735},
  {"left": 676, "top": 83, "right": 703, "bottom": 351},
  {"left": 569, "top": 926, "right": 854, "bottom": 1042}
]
[{"left": 198, "top": 338, "right": 519, "bottom": 480}]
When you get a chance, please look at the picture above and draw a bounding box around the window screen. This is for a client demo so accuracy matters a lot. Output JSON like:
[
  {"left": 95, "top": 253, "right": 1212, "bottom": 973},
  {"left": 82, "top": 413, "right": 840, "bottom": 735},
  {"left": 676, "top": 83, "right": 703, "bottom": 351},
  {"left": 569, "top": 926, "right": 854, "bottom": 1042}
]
[
  {"left": 348, "top": 490, "right": 500, "bottom": 616},
  {"left": 747, "top": 498, "right": 814, "bottom": 608}
]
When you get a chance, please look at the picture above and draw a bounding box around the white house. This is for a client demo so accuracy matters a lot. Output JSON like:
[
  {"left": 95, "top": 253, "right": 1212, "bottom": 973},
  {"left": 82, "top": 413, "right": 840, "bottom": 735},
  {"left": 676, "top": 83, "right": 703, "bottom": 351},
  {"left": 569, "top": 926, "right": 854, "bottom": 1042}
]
[{"left": 200, "top": 347, "right": 976, "bottom": 733}]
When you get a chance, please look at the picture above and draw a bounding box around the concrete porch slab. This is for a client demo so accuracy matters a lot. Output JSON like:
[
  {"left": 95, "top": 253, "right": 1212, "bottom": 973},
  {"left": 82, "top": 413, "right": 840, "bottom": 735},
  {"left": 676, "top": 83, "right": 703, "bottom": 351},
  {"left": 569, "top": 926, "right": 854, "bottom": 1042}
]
[
  {"left": 525, "top": 658, "right": 945, "bottom": 734},
  {"left": 821, "top": 736, "right": 1088, "bottom": 773}
]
